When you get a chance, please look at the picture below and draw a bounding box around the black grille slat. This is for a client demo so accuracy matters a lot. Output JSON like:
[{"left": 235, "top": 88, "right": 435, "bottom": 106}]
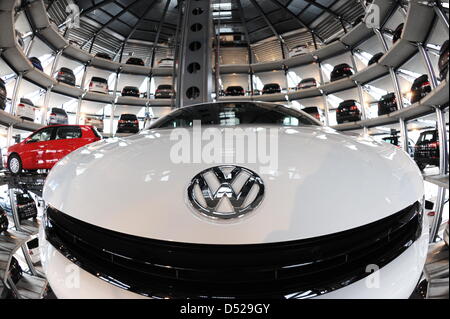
[{"left": 45, "top": 203, "right": 422, "bottom": 298}]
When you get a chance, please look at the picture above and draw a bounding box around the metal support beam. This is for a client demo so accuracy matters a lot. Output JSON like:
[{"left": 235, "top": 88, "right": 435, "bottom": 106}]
[
  {"left": 374, "top": 28, "right": 409, "bottom": 152},
  {"left": 267, "top": 0, "right": 324, "bottom": 43},
  {"left": 248, "top": 0, "right": 287, "bottom": 59},
  {"left": 176, "top": 0, "right": 214, "bottom": 107},
  {"left": 434, "top": 0, "right": 449, "bottom": 31},
  {"left": 236, "top": 0, "right": 254, "bottom": 94},
  {"left": 150, "top": 0, "right": 171, "bottom": 68}
]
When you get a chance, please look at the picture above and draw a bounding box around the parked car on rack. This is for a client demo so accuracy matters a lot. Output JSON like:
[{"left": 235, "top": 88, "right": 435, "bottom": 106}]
[
  {"left": 126, "top": 57, "right": 145, "bottom": 66},
  {"left": 89, "top": 77, "right": 109, "bottom": 94},
  {"left": 262, "top": 83, "right": 281, "bottom": 94},
  {"left": 27, "top": 238, "right": 40, "bottom": 264},
  {"left": 297, "top": 78, "right": 317, "bottom": 90},
  {"left": 84, "top": 116, "right": 104, "bottom": 133},
  {"left": 41, "top": 101, "right": 428, "bottom": 299},
  {"left": 48, "top": 107, "right": 69, "bottom": 125},
  {"left": 0, "top": 207, "right": 8, "bottom": 233},
  {"left": 16, "top": 191, "right": 37, "bottom": 221},
  {"left": 6, "top": 125, "right": 102, "bottom": 174},
  {"left": 29, "top": 57, "right": 43, "bottom": 72},
  {"left": 9, "top": 257, "right": 23, "bottom": 285},
  {"left": 378, "top": 92, "right": 398, "bottom": 116},
  {"left": 336, "top": 100, "right": 362, "bottom": 124},
  {"left": 117, "top": 114, "right": 140, "bottom": 134},
  {"left": 439, "top": 40, "right": 449, "bottom": 81},
  {"left": 414, "top": 129, "right": 440, "bottom": 171},
  {"left": 225, "top": 86, "right": 245, "bottom": 96},
  {"left": 157, "top": 58, "right": 174, "bottom": 68},
  {"left": 330, "top": 64, "right": 354, "bottom": 82},
  {"left": 55, "top": 67, "right": 76, "bottom": 86},
  {"left": 302, "top": 106, "right": 324, "bottom": 122},
  {"left": 368, "top": 52, "right": 384, "bottom": 66},
  {"left": 16, "top": 98, "right": 36, "bottom": 122},
  {"left": 288, "top": 45, "right": 310, "bottom": 58},
  {"left": 0, "top": 79, "right": 7, "bottom": 110},
  {"left": 95, "top": 52, "right": 112, "bottom": 60},
  {"left": 410, "top": 74, "right": 431, "bottom": 104},
  {"left": 392, "top": 23, "right": 404, "bottom": 44},
  {"left": 122, "top": 86, "right": 140, "bottom": 97},
  {"left": 155, "top": 84, "right": 174, "bottom": 99}
]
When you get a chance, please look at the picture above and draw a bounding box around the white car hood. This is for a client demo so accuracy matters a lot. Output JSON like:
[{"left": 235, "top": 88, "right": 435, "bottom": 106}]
[{"left": 43, "top": 125, "right": 424, "bottom": 244}]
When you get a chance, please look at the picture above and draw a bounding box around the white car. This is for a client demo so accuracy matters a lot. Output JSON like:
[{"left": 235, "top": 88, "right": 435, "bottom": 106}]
[
  {"left": 157, "top": 58, "right": 174, "bottom": 68},
  {"left": 88, "top": 77, "right": 109, "bottom": 94},
  {"left": 40, "top": 102, "right": 428, "bottom": 299},
  {"left": 16, "top": 98, "right": 36, "bottom": 121},
  {"left": 84, "top": 116, "right": 104, "bottom": 133},
  {"left": 288, "top": 45, "right": 311, "bottom": 58}
]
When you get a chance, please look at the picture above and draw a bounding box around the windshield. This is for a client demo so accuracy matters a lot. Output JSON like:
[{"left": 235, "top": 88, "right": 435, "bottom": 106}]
[{"left": 150, "top": 102, "right": 320, "bottom": 129}]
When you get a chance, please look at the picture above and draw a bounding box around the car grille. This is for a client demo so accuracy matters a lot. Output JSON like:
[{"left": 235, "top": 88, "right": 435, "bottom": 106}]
[{"left": 45, "top": 203, "right": 423, "bottom": 298}]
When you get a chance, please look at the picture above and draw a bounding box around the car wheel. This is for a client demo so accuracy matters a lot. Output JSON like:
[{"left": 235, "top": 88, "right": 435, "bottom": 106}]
[{"left": 8, "top": 154, "right": 22, "bottom": 175}]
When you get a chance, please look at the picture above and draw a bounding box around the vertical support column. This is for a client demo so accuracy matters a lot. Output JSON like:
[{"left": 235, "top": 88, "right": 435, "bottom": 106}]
[
  {"left": 9, "top": 73, "right": 23, "bottom": 117},
  {"left": 110, "top": 70, "right": 120, "bottom": 136},
  {"left": 374, "top": 28, "right": 409, "bottom": 152},
  {"left": 41, "top": 50, "right": 63, "bottom": 124},
  {"left": 75, "top": 64, "right": 89, "bottom": 124},
  {"left": 350, "top": 50, "right": 368, "bottom": 133},
  {"left": 317, "top": 59, "right": 330, "bottom": 126},
  {"left": 176, "top": 0, "right": 213, "bottom": 107}
]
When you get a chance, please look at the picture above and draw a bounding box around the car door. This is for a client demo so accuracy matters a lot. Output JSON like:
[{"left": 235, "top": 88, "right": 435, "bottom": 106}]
[
  {"left": 49, "top": 126, "right": 84, "bottom": 167},
  {"left": 20, "top": 127, "right": 55, "bottom": 169}
]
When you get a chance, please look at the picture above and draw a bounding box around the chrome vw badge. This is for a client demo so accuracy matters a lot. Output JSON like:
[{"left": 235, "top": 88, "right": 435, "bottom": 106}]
[{"left": 187, "top": 166, "right": 265, "bottom": 220}]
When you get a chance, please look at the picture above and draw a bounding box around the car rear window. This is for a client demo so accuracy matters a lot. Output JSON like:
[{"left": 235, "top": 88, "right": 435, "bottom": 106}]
[
  {"left": 55, "top": 126, "right": 82, "bottom": 140},
  {"left": 264, "top": 84, "right": 280, "bottom": 89},
  {"left": 418, "top": 131, "right": 437, "bottom": 143},
  {"left": 52, "top": 108, "right": 67, "bottom": 115},
  {"left": 158, "top": 85, "right": 172, "bottom": 90},
  {"left": 120, "top": 114, "right": 138, "bottom": 121},
  {"left": 92, "top": 77, "right": 107, "bottom": 83}
]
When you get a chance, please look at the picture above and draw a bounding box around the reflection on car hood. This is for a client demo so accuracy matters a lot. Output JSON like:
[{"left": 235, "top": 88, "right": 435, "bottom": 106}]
[{"left": 43, "top": 125, "right": 423, "bottom": 245}]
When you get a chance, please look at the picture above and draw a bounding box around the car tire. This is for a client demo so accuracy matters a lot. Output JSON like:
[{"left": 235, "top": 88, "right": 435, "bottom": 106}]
[{"left": 8, "top": 154, "right": 22, "bottom": 175}]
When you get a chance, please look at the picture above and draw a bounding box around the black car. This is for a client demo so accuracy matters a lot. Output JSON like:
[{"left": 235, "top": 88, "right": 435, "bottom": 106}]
[
  {"left": 225, "top": 86, "right": 245, "bottom": 96},
  {"left": 0, "top": 207, "right": 8, "bottom": 233},
  {"left": 29, "top": 57, "right": 43, "bottom": 72},
  {"left": 155, "top": 84, "right": 174, "bottom": 99},
  {"left": 302, "top": 106, "right": 322, "bottom": 122},
  {"left": 117, "top": 114, "right": 139, "bottom": 134},
  {"left": 95, "top": 52, "right": 112, "bottom": 60},
  {"left": 9, "top": 256, "right": 23, "bottom": 284},
  {"left": 393, "top": 23, "right": 404, "bottom": 44},
  {"left": 410, "top": 74, "right": 431, "bottom": 104},
  {"left": 297, "top": 78, "right": 317, "bottom": 89},
  {"left": 336, "top": 100, "right": 362, "bottom": 124},
  {"left": 378, "top": 92, "right": 398, "bottom": 116},
  {"left": 126, "top": 57, "right": 145, "bottom": 66},
  {"left": 56, "top": 67, "right": 76, "bottom": 86},
  {"left": 438, "top": 40, "right": 449, "bottom": 81},
  {"left": 368, "top": 52, "right": 384, "bottom": 66},
  {"left": 262, "top": 83, "right": 281, "bottom": 94},
  {"left": 0, "top": 78, "right": 7, "bottom": 110},
  {"left": 330, "top": 64, "right": 354, "bottom": 82},
  {"left": 16, "top": 192, "right": 37, "bottom": 221},
  {"left": 122, "top": 86, "right": 140, "bottom": 97},
  {"left": 414, "top": 130, "right": 440, "bottom": 171}
]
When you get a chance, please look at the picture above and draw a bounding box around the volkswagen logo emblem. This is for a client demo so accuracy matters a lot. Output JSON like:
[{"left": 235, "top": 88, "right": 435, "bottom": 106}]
[{"left": 187, "top": 166, "right": 265, "bottom": 220}]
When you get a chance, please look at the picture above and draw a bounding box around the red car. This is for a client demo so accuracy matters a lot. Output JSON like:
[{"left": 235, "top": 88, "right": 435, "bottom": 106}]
[{"left": 6, "top": 125, "right": 101, "bottom": 174}]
